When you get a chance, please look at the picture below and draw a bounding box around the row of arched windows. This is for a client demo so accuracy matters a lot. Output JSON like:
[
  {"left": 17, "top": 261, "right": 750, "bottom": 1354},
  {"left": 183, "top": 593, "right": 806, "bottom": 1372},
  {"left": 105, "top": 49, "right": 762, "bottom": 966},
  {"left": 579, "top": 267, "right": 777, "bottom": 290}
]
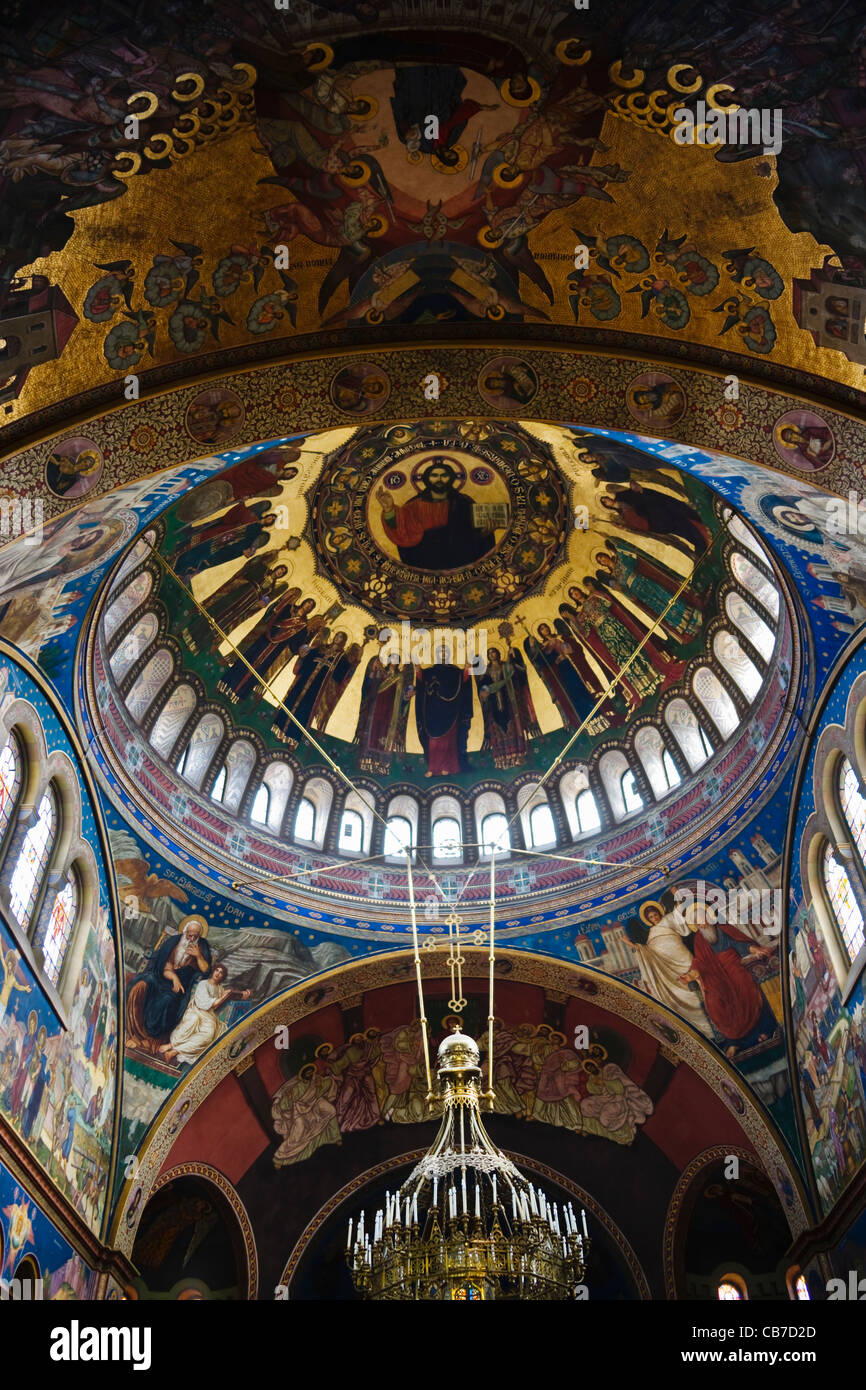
[
  {"left": 0, "top": 716, "right": 96, "bottom": 998},
  {"left": 101, "top": 525, "right": 782, "bottom": 865},
  {"left": 814, "top": 755, "right": 866, "bottom": 972}
]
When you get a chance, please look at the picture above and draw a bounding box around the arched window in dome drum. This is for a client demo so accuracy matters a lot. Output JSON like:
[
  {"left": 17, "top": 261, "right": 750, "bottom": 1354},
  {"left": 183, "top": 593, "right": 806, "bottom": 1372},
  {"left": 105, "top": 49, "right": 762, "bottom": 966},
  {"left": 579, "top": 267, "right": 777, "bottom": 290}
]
[
  {"left": 180, "top": 712, "right": 225, "bottom": 790},
  {"left": 104, "top": 569, "right": 153, "bottom": 641},
  {"left": 693, "top": 666, "right": 739, "bottom": 739},
  {"left": 220, "top": 739, "right": 256, "bottom": 813},
  {"left": 150, "top": 683, "right": 196, "bottom": 759},
  {"left": 713, "top": 631, "right": 762, "bottom": 702},
  {"left": 726, "top": 511, "right": 766, "bottom": 561},
  {"left": 295, "top": 797, "right": 316, "bottom": 842},
  {"left": 634, "top": 726, "right": 679, "bottom": 800},
  {"left": 839, "top": 758, "right": 866, "bottom": 871},
  {"left": 339, "top": 808, "right": 364, "bottom": 853},
  {"left": 432, "top": 816, "right": 462, "bottom": 860},
  {"left": 576, "top": 788, "right": 600, "bottom": 835},
  {"left": 731, "top": 551, "right": 779, "bottom": 619},
  {"left": 480, "top": 812, "right": 510, "bottom": 856},
  {"left": 251, "top": 782, "right": 270, "bottom": 826},
  {"left": 621, "top": 768, "right": 643, "bottom": 814},
  {"left": 528, "top": 802, "right": 556, "bottom": 848},
  {"left": 725, "top": 590, "right": 775, "bottom": 662},
  {"left": 9, "top": 785, "right": 57, "bottom": 932},
  {"left": 822, "top": 842, "right": 866, "bottom": 965},
  {"left": 210, "top": 764, "right": 227, "bottom": 803},
  {"left": 124, "top": 648, "right": 173, "bottom": 722},
  {"left": 665, "top": 699, "right": 713, "bottom": 772},
  {"left": 109, "top": 611, "right": 158, "bottom": 683},
  {"left": 384, "top": 815, "right": 413, "bottom": 859},
  {"left": 255, "top": 761, "right": 293, "bottom": 835}
]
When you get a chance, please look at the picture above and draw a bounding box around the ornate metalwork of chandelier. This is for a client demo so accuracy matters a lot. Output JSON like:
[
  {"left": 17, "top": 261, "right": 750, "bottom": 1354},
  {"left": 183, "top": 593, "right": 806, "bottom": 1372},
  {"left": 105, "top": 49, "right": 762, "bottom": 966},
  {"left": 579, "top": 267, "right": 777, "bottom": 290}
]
[{"left": 347, "top": 853, "right": 590, "bottom": 1301}]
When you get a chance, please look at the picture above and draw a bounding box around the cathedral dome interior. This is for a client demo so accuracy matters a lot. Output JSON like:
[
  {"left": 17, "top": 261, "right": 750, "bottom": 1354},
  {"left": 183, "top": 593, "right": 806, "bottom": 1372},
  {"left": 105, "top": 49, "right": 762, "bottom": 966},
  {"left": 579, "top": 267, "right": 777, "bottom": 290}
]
[{"left": 0, "top": 0, "right": 865, "bottom": 1341}]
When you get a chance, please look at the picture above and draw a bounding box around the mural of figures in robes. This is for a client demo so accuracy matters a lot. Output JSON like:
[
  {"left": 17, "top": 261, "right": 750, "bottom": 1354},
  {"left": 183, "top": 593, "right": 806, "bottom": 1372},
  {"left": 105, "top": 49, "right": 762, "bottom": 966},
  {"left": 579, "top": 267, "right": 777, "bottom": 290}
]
[
  {"left": 216, "top": 591, "right": 316, "bottom": 702},
  {"left": 126, "top": 915, "right": 213, "bottom": 1056},
  {"left": 414, "top": 661, "right": 474, "bottom": 776},
  {"left": 600, "top": 483, "right": 711, "bottom": 557},
  {"left": 475, "top": 646, "right": 537, "bottom": 768},
  {"left": 270, "top": 629, "right": 358, "bottom": 744},
  {"left": 357, "top": 658, "right": 415, "bottom": 774},
  {"left": 376, "top": 458, "right": 495, "bottom": 571},
  {"left": 524, "top": 622, "right": 599, "bottom": 731},
  {"left": 161, "top": 964, "right": 251, "bottom": 1066},
  {"left": 592, "top": 540, "right": 708, "bottom": 644}
]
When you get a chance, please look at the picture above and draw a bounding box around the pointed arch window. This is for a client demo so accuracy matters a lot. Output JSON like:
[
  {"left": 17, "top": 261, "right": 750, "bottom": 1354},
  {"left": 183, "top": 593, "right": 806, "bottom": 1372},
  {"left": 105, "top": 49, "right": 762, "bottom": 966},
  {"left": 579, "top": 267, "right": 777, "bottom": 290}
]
[
  {"left": 839, "top": 758, "right": 866, "bottom": 869},
  {"left": 9, "top": 785, "right": 57, "bottom": 931},
  {"left": 0, "top": 733, "right": 22, "bottom": 849},
  {"left": 822, "top": 842, "right": 866, "bottom": 965}
]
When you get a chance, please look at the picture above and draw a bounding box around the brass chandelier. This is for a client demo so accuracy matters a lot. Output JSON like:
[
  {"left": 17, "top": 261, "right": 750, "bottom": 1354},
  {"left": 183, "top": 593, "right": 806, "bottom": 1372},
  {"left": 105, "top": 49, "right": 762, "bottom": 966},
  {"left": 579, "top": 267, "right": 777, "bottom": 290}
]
[{"left": 347, "top": 853, "right": 590, "bottom": 1301}]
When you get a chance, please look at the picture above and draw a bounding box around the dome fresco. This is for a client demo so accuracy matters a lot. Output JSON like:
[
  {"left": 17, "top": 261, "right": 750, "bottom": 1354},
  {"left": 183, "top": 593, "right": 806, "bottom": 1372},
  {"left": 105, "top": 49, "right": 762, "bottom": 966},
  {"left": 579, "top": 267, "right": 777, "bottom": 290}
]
[{"left": 82, "top": 420, "right": 796, "bottom": 929}]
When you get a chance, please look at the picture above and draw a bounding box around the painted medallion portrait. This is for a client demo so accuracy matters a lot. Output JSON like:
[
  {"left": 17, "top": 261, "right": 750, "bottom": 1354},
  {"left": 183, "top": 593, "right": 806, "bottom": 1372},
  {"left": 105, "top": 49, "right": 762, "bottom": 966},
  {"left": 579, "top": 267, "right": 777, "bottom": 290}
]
[
  {"left": 45, "top": 436, "right": 104, "bottom": 500},
  {"left": 329, "top": 362, "right": 391, "bottom": 415},
  {"left": 185, "top": 387, "right": 245, "bottom": 447},
  {"left": 772, "top": 409, "right": 835, "bottom": 472},
  {"left": 626, "top": 372, "right": 686, "bottom": 427}
]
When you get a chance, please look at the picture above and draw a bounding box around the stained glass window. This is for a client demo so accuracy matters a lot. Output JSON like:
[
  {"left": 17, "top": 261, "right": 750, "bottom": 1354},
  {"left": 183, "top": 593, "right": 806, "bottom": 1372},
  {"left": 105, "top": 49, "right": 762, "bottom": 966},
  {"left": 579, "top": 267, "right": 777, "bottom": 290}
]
[
  {"left": 795, "top": 1275, "right": 811, "bottom": 1301},
  {"left": 220, "top": 739, "right": 256, "bottom": 813},
  {"left": 0, "top": 734, "right": 22, "bottom": 847},
  {"left": 40, "top": 873, "right": 77, "bottom": 988},
  {"left": 665, "top": 699, "right": 712, "bottom": 771},
  {"left": 717, "top": 1282, "right": 743, "bottom": 1301},
  {"left": 260, "top": 761, "right": 293, "bottom": 834},
  {"left": 823, "top": 842, "right": 866, "bottom": 964},
  {"left": 104, "top": 570, "right": 153, "bottom": 641},
  {"left": 9, "top": 785, "right": 57, "bottom": 931},
  {"left": 694, "top": 665, "right": 739, "bottom": 738},
  {"left": 839, "top": 758, "right": 866, "bottom": 868}
]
